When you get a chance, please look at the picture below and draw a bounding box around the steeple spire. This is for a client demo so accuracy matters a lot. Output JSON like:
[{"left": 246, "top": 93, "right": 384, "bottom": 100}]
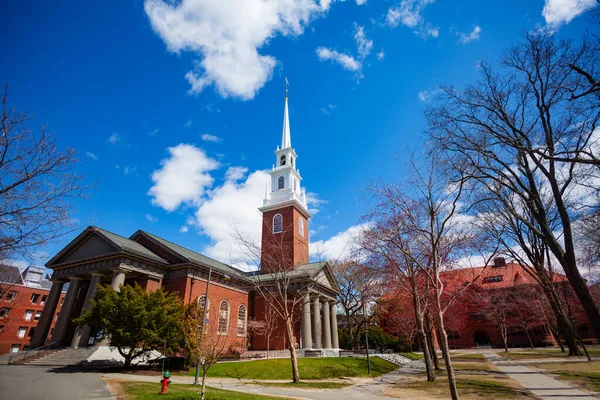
[{"left": 281, "top": 78, "right": 291, "bottom": 149}]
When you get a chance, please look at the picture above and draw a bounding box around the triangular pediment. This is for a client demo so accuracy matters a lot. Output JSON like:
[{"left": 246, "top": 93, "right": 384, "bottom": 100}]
[{"left": 48, "top": 229, "right": 120, "bottom": 266}]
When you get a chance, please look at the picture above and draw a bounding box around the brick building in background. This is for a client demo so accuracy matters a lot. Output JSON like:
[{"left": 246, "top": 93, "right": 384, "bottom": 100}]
[
  {"left": 29, "top": 89, "right": 340, "bottom": 355},
  {"left": 379, "top": 258, "right": 596, "bottom": 349},
  {"left": 0, "top": 265, "right": 66, "bottom": 354}
]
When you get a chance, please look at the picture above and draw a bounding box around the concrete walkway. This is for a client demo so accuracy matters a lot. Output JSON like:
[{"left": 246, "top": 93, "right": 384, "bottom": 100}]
[
  {"left": 103, "top": 368, "right": 408, "bottom": 400},
  {"left": 483, "top": 352, "right": 597, "bottom": 400}
]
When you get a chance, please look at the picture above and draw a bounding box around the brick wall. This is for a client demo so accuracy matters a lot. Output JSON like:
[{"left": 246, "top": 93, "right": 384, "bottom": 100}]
[{"left": 0, "top": 284, "right": 65, "bottom": 354}]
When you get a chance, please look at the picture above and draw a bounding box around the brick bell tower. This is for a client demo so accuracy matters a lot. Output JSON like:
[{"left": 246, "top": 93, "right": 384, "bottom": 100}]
[{"left": 259, "top": 80, "right": 311, "bottom": 274}]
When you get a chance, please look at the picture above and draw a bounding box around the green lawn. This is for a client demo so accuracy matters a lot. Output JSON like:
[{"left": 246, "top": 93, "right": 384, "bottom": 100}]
[
  {"left": 400, "top": 352, "right": 425, "bottom": 360},
  {"left": 119, "top": 382, "right": 293, "bottom": 400},
  {"left": 254, "top": 381, "right": 351, "bottom": 389},
  {"left": 499, "top": 348, "right": 600, "bottom": 360},
  {"left": 185, "top": 357, "right": 397, "bottom": 380},
  {"left": 450, "top": 353, "right": 487, "bottom": 362}
]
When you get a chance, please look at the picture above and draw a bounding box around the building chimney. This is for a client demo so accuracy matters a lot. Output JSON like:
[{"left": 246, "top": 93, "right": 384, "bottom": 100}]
[{"left": 493, "top": 257, "right": 507, "bottom": 268}]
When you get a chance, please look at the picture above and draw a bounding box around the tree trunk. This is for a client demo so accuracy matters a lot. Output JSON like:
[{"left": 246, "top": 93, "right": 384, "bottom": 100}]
[
  {"left": 525, "top": 329, "right": 534, "bottom": 349},
  {"left": 285, "top": 318, "right": 300, "bottom": 383},
  {"left": 266, "top": 333, "right": 270, "bottom": 359},
  {"left": 412, "top": 288, "right": 435, "bottom": 381},
  {"left": 425, "top": 311, "right": 440, "bottom": 370},
  {"left": 553, "top": 328, "right": 565, "bottom": 352},
  {"left": 201, "top": 370, "right": 207, "bottom": 400},
  {"left": 433, "top": 298, "right": 459, "bottom": 400},
  {"left": 501, "top": 326, "right": 509, "bottom": 353},
  {"left": 346, "top": 311, "right": 353, "bottom": 350}
]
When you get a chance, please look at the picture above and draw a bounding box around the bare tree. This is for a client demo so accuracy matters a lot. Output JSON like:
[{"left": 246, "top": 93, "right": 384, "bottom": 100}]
[
  {"left": 183, "top": 298, "right": 231, "bottom": 400},
  {"left": 247, "top": 303, "right": 279, "bottom": 358},
  {"left": 235, "top": 223, "right": 308, "bottom": 383},
  {"left": 332, "top": 260, "right": 377, "bottom": 351},
  {"left": 0, "top": 84, "right": 89, "bottom": 263},
  {"left": 427, "top": 32, "right": 600, "bottom": 339}
]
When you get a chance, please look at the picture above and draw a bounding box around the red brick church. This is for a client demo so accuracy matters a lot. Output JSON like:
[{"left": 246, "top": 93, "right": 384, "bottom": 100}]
[{"left": 30, "top": 92, "right": 341, "bottom": 355}]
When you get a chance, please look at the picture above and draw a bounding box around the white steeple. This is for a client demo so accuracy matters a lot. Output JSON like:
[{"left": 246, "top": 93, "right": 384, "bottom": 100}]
[
  {"left": 260, "top": 79, "right": 310, "bottom": 217},
  {"left": 281, "top": 79, "right": 291, "bottom": 149}
]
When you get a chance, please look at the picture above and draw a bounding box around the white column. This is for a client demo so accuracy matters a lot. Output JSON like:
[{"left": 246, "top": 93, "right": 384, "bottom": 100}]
[
  {"left": 323, "top": 300, "right": 332, "bottom": 349},
  {"left": 111, "top": 269, "right": 126, "bottom": 291},
  {"left": 330, "top": 302, "right": 339, "bottom": 349},
  {"left": 71, "top": 273, "right": 103, "bottom": 348},
  {"left": 301, "top": 293, "right": 312, "bottom": 349},
  {"left": 30, "top": 280, "right": 64, "bottom": 348},
  {"left": 50, "top": 277, "right": 82, "bottom": 345},
  {"left": 312, "top": 296, "right": 322, "bottom": 349}
]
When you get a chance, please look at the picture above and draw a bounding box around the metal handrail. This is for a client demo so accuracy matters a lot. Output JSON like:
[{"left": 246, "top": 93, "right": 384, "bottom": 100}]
[{"left": 30, "top": 341, "right": 61, "bottom": 351}]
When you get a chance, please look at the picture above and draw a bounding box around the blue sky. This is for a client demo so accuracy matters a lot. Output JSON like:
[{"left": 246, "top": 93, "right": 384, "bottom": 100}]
[{"left": 1, "top": 0, "right": 597, "bottom": 268}]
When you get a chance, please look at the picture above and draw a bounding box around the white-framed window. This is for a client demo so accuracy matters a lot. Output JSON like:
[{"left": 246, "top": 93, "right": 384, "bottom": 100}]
[
  {"left": 24, "top": 310, "right": 34, "bottom": 321},
  {"left": 237, "top": 304, "right": 247, "bottom": 337},
  {"left": 273, "top": 214, "right": 283, "bottom": 233},
  {"left": 218, "top": 301, "right": 230, "bottom": 335},
  {"left": 278, "top": 176, "right": 284, "bottom": 190},
  {"left": 298, "top": 217, "right": 304, "bottom": 237},
  {"left": 34, "top": 311, "right": 41, "bottom": 321},
  {"left": 31, "top": 293, "right": 40, "bottom": 304},
  {"left": 40, "top": 295, "right": 48, "bottom": 305},
  {"left": 10, "top": 344, "right": 20, "bottom": 353},
  {"left": 17, "top": 327, "right": 27, "bottom": 338},
  {"left": 0, "top": 308, "right": 10, "bottom": 318},
  {"left": 6, "top": 291, "right": 17, "bottom": 301}
]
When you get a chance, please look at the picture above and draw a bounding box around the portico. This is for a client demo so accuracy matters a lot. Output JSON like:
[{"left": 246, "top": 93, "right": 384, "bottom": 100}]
[{"left": 300, "top": 293, "right": 339, "bottom": 351}]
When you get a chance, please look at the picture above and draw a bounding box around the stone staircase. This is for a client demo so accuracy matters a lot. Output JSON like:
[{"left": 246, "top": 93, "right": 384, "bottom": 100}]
[
  {"left": 373, "top": 353, "right": 412, "bottom": 366},
  {"left": 25, "top": 347, "right": 98, "bottom": 367}
]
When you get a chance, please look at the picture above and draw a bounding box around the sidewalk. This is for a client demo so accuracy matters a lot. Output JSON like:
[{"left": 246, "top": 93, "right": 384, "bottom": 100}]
[
  {"left": 102, "top": 368, "right": 407, "bottom": 400},
  {"left": 483, "top": 352, "right": 597, "bottom": 400}
]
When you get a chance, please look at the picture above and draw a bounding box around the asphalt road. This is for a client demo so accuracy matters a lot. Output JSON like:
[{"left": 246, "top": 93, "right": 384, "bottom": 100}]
[{"left": 0, "top": 365, "right": 115, "bottom": 400}]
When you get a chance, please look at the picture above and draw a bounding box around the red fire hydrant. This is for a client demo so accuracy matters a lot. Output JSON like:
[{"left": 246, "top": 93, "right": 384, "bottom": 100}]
[{"left": 159, "top": 371, "right": 171, "bottom": 395}]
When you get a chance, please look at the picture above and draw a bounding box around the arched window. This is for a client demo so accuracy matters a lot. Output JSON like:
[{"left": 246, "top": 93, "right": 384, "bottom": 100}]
[
  {"left": 218, "top": 301, "right": 230, "bottom": 335},
  {"left": 298, "top": 217, "right": 304, "bottom": 237},
  {"left": 278, "top": 176, "right": 284, "bottom": 190},
  {"left": 273, "top": 214, "right": 283, "bottom": 233},
  {"left": 197, "top": 295, "right": 210, "bottom": 315},
  {"left": 237, "top": 304, "right": 247, "bottom": 337}
]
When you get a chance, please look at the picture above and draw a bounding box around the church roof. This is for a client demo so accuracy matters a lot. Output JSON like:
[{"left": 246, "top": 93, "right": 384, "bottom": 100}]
[
  {"left": 132, "top": 230, "right": 242, "bottom": 277},
  {"left": 250, "top": 261, "right": 339, "bottom": 294},
  {"left": 46, "top": 226, "right": 169, "bottom": 266}
]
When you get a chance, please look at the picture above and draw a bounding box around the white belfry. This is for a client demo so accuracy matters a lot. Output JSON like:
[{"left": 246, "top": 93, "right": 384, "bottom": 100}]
[{"left": 261, "top": 80, "right": 310, "bottom": 216}]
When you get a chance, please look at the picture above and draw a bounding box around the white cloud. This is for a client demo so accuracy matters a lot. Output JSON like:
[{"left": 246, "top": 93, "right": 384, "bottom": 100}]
[
  {"left": 185, "top": 119, "right": 192, "bottom": 128},
  {"left": 357, "top": 0, "right": 368, "bottom": 4},
  {"left": 305, "top": 191, "right": 328, "bottom": 215},
  {"left": 85, "top": 151, "right": 98, "bottom": 161},
  {"left": 386, "top": 0, "right": 439, "bottom": 39},
  {"left": 148, "top": 144, "right": 220, "bottom": 212},
  {"left": 194, "top": 170, "right": 270, "bottom": 263},
  {"left": 542, "top": 0, "right": 597, "bottom": 26},
  {"left": 320, "top": 104, "right": 336, "bottom": 115},
  {"left": 144, "top": 0, "right": 334, "bottom": 100},
  {"left": 457, "top": 25, "right": 481, "bottom": 44},
  {"left": 145, "top": 213, "right": 158, "bottom": 223},
  {"left": 310, "top": 223, "right": 371, "bottom": 261},
  {"left": 354, "top": 24, "right": 373, "bottom": 59},
  {"left": 180, "top": 225, "right": 189, "bottom": 233},
  {"left": 417, "top": 88, "right": 441, "bottom": 102},
  {"left": 202, "top": 133, "right": 222, "bottom": 143},
  {"left": 225, "top": 166, "right": 248, "bottom": 181},
  {"left": 108, "top": 132, "right": 123, "bottom": 144},
  {"left": 316, "top": 47, "right": 362, "bottom": 71},
  {"left": 148, "top": 127, "right": 160, "bottom": 137},
  {"left": 377, "top": 49, "right": 385, "bottom": 60}
]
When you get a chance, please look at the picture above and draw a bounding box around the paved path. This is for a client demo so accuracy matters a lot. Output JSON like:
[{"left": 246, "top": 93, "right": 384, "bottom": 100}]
[
  {"left": 483, "top": 352, "right": 597, "bottom": 400},
  {"left": 0, "top": 365, "right": 115, "bottom": 400},
  {"left": 103, "top": 368, "right": 410, "bottom": 400}
]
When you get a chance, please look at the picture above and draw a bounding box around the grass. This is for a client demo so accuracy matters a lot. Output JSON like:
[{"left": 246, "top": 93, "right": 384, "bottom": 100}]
[
  {"left": 452, "top": 361, "right": 497, "bottom": 372},
  {"left": 116, "top": 381, "right": 294, "bottom": 400},
  {"left": 185, "top": 357, "right": 398, "bottom": 380},
  {"left": 498, "top": 347, "right": 600, "bottom": 360},
  {"left": 449, "top": 353, "right": 487, "bottom": 362},
  {"left": 253, "top": 381, "right": 351, "bottom": 389},
  {"left": 532, "top": 361, "right": 600, "bottom": 393},
  {"left": 399, "top": 352, "right": 425, "bottom": 360}
]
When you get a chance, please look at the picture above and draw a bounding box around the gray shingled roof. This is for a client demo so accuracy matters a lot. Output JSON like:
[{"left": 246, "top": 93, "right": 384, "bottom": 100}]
[
  {"left": 249, "top": 261, "right": 326, "bottom": 282},
  {"left": 136, "top": 231, "right": 242, "bottom": 276},
  {"left": 91, "top": 227, "right": 168, "bottom": 264},
  {"left": 0, "top": 264, "right": 24, "bottom": 285}
]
